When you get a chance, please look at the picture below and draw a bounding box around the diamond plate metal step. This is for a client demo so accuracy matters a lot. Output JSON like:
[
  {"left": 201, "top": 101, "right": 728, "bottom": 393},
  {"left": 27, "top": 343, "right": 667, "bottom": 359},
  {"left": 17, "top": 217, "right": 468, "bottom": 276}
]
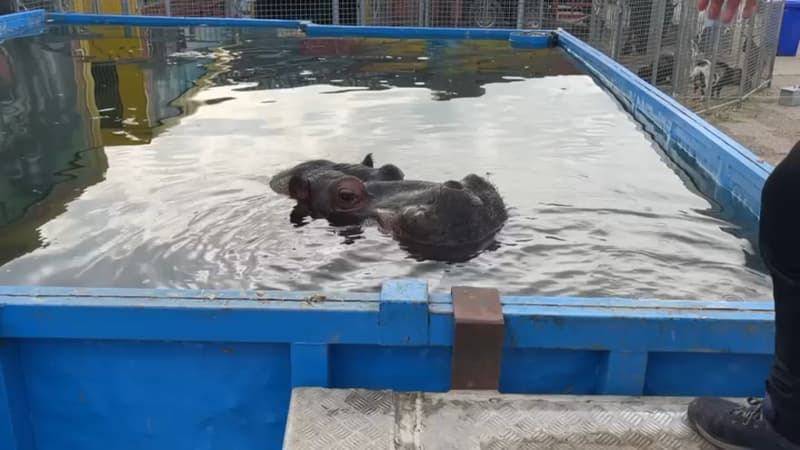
[{"left": 284, "top": 388, "right": 723, "bottom": 449}]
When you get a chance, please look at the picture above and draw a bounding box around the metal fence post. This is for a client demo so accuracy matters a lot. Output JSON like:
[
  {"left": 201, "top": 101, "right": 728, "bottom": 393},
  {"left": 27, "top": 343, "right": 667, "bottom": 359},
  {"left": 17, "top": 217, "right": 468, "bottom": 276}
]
[
  {"left": 611, "top": 1, "right": 624, "bottom": 59},
  {"left": 332, "top": 0, "right": 340, "bottom": 24},
  {"left": 764, "top": 1, "right": 787, "bottom": 88},
  {"left": 706, "top": 22, "right": 722, "bottom": 109},
  {"left": 516, "top": 0, "right": 525, "bottom": 28},
  {"left": 165, "top": 0, "right": 172, "bottom": 16},
  {"left": 359, "top": 0, "right": 367, "bottom": 25},
  {"left": 647, "top": 0, "right": 667, "bottom": 85},
  {"left": 738, "top": 15, "right": 755, "bottom": 99}
]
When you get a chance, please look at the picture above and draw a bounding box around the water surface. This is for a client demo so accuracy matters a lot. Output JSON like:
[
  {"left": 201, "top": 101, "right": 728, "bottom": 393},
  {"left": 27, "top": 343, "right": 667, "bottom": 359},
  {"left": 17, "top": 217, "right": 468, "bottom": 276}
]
[{"left": 0, "top": 25, "right": 773, "bottom": 299}]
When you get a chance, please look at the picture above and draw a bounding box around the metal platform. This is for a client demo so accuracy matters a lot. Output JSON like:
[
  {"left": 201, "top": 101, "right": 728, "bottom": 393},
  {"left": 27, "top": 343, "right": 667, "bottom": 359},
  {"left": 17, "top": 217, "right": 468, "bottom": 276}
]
[{"left": 284, "top": 388, "right": 721, "bottom": 449}]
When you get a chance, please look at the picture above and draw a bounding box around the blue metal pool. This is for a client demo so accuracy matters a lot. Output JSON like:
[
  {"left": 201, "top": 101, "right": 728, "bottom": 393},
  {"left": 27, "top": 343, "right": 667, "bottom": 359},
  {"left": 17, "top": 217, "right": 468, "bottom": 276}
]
[{"left": 0, "top": 9, "right": 777, "bottom": 450}]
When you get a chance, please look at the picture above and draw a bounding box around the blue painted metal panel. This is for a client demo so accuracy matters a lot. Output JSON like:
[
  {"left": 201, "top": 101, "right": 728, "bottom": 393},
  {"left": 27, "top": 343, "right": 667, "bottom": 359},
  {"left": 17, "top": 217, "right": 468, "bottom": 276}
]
[
  {"left": 0, "top": 9, "right": 46, "bottom": 41},
  {"left": 329, "top": 344, "right": 451, "bottom": 392},
  {"left": 430, "top": 306, "right": 773, "bottom": 353},
  {"left": 19, "top": 339, "right": 291, "bottom": 450},
  {"left": 0, "top": 13, "right": 783, "bottom": 448},
  {"left": 0, "top": 295, "right": 381, "bottom": 343},
  {"left": 499, "top": 348, "right": 605, "bottom": 395},
  {"left": 290, "top": 343, "right": 330, "bottom": 387},
  {"left": 600, "top": 351, "right": 649, "bottom": 395},
  {"left": 0, "top": 338, "right": 35, "bottom": 450},
  {"left": 379, "top": 280, "right": 429, "bottom": 345},
  {"left": 644, "top": 352, "right": 772, "bottom": 397},
  {"left": 508, "top": 31, "right": 554, "bottom": 49},
  {"left": 556, "top": 30, "right": 773, "bottom": 221},
  {"left": 45, "top": 12, "right": 307, "bottom": 29}
]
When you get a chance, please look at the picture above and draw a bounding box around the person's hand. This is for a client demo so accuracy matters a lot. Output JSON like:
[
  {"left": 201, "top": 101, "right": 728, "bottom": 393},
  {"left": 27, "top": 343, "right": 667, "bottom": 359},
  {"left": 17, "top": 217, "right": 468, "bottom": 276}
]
[{"left": 697, "top": 0, "right": 758, "bottom": 23}]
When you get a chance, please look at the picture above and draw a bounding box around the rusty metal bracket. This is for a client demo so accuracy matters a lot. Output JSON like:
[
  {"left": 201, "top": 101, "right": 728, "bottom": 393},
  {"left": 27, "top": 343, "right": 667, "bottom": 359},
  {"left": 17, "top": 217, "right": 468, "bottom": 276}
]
[{"left": 450, "top": 286, "right": 505, "bottom": 390}]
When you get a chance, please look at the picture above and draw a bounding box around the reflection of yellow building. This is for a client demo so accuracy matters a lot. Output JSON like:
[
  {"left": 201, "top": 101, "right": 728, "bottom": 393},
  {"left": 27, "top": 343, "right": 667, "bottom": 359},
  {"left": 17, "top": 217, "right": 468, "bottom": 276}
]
[
  {"left": 72, "top": 0, "right": 153, "bottom": 146},
  {"left": 0, "top": 37, "right": 108, "bottom": 264}
]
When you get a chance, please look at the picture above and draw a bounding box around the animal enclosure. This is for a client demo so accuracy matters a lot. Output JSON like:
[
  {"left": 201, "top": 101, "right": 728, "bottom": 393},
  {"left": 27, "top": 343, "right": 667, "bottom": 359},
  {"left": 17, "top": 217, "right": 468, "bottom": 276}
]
[{"left": 12, "top": 0, "right": 786, "bottom": 113}]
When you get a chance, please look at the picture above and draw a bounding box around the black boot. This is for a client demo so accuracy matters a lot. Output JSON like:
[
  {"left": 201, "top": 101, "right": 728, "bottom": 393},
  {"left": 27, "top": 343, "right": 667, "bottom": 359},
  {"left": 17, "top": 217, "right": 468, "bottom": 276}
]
[
  {"left": 688, "top": 141, "right": 800, "bottom": 450},
  {"left": 688, "top": 395, "right": 800, "bottom": 449}
]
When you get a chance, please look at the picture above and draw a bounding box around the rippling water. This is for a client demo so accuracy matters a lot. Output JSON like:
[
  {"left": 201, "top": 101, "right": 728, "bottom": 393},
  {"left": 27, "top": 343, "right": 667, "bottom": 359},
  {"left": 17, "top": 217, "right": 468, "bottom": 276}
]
[{"left": 0, "top": 25, "right": 773, "bottom": 299}]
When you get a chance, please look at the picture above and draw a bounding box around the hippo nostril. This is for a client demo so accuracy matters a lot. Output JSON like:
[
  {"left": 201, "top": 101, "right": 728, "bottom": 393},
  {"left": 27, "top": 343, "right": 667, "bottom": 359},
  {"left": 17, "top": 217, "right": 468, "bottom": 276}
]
[{"left": 443, "top": 180, "right": 464, "bottom": 190}]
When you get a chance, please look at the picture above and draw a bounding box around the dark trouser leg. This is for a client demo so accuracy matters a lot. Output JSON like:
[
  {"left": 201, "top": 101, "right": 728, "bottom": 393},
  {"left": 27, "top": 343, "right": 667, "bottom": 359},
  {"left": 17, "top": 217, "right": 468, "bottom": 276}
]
[
  {"left": 760, "top": 140, "right": 800, "bottom": 442},
  {"left": 688, "top": 140, "right": 800, "bottom": 449}
]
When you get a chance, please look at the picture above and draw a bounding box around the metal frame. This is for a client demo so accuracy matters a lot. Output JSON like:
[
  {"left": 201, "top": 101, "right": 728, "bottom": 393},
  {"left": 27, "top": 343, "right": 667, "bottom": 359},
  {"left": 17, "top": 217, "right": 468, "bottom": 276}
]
[
  {"left": 0, "top": 8, "right": 44, "bottom": 40},
  {"left": 0, "top": 11, "right": 778, "bottom": 450}
]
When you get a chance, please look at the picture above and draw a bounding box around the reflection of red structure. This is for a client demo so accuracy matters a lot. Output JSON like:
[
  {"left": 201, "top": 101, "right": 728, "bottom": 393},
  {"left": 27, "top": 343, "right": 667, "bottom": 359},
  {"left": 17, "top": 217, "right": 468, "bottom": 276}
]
[
  {"left": 551, "top": 0, "right": 592, "bottom": 24},
  {"left": 140, "top": 0, "right": 226, "bottom": 17}
]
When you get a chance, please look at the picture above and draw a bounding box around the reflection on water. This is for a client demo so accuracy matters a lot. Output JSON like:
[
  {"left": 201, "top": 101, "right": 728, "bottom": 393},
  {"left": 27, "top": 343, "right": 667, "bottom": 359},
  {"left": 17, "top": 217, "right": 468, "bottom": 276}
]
[{"left": 0, "top": 25, "right": 773, "bottom": 299}]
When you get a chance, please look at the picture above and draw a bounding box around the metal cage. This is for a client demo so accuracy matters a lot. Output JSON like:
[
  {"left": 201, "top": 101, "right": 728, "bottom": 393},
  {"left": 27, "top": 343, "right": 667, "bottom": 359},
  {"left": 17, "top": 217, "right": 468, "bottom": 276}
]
[{"left": 11, "top": 0, "right": 786, "bottom": 113}]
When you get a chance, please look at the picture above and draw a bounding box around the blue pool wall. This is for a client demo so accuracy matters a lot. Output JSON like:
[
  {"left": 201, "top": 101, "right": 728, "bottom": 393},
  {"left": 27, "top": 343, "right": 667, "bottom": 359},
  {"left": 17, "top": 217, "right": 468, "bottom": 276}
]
[
  {"left": 0, "top": 10, "right": 778, "bottom": 450},
  {"left": 0, "top": 282, "right": 775, "bottom": 450}
]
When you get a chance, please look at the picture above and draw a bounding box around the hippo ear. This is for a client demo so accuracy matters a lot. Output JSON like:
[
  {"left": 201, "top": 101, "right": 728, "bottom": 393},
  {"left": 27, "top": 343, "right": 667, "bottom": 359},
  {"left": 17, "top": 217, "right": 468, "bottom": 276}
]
[
  {"left": 288, "top": 176, "right": 311, "bottom": 202},
  {"left": 361, "top": 153, "right": 374, "bottom": 168}
]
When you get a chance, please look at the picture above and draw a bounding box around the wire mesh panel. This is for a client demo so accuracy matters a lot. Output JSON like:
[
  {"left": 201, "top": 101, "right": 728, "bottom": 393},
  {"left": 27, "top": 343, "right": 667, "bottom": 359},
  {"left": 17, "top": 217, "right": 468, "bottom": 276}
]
[{"left": 7, "top": 0, "right": 787, "bottom": 114}]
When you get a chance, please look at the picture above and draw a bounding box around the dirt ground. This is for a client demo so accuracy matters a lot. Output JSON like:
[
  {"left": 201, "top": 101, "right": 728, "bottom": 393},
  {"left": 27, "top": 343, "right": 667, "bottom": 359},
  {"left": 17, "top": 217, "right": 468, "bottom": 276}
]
[{"left": 701, "top": 57, "right": 800, "bottom": 166}]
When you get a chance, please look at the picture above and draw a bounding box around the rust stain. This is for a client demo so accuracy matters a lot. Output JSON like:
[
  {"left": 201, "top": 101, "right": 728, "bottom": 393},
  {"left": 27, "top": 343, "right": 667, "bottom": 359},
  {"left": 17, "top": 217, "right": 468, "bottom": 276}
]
[
  {"left": 223, "top": 346, "right": 234, "bottom": 354},
  {"left": 79, "top": 391, "right": 86, "bottom": 402},
  {"left": 305, "top": 294, "right": 327, "bottom": 305}
]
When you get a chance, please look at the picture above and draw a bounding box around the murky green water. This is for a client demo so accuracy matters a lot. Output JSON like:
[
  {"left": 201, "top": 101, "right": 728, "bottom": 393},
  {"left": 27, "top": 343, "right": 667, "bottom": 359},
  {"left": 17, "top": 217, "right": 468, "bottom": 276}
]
[{"left": 0, "top": 25, "right": 772, "bottom": 299}]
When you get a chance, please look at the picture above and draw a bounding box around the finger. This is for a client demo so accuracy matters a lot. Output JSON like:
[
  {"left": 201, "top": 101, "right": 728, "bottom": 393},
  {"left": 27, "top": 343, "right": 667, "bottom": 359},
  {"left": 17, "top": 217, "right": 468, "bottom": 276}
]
[
  {"left": 743, "top": 0, "right": 758, "bottom": 18},
  {"left": 697, "top": 0, "right": 711, "bottom": 11},
  {"left": 721, "top": 0, "right": 741, "bottom": 23},
  {"left": 707, "top": 0, "right": 724, "bottom": 20}
]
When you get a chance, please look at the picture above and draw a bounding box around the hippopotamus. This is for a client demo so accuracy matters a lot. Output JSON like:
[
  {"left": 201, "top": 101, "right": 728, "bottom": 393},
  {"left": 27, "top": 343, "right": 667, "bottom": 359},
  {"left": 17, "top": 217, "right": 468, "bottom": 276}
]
[
  {"left": 269, "top": 153, "right": 404, "bottom": 196},
  {"left": 285, "top": 169, "right": 508, "bottom": 259}
]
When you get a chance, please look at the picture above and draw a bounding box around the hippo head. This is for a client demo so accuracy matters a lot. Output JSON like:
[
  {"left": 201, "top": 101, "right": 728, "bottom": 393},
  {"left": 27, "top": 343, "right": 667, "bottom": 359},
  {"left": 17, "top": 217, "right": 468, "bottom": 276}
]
[
  {"left": 287, "top": 170, "right": 508, "bottom": 259},
  {"left": 371, "top": 175, "right": 508, "bottom": 251},
  {"left": 269, "top": 153, "right": 404, "bottom": 196},
  {"left": 287, "top": 170, "right": 371, "bottom": 226}
]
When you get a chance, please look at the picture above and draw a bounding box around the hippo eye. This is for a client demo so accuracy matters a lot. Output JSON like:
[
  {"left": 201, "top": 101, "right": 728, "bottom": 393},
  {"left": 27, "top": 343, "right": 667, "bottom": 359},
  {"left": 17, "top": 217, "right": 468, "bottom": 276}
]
[{"left": 338, "top": 190, "right": 356, "bottom": 203}]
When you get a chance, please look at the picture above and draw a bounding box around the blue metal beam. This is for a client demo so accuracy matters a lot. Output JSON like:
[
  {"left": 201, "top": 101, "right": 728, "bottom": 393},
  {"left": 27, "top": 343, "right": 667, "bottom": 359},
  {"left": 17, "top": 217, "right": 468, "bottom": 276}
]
[
  {"left": 0, "top": 281, "right": 774, "bottom": 355},
  {"left": 301, "top": 23, "right": 522, "bottom": 41},
  {"left": 0, "top": 307, "right": 35, "bottom": 450},
  {"left": 45, "top": 12, "right": 307, "bottom": 29},
  {"left": 0, "top": 9, "right": 46, "bottom": 41}
]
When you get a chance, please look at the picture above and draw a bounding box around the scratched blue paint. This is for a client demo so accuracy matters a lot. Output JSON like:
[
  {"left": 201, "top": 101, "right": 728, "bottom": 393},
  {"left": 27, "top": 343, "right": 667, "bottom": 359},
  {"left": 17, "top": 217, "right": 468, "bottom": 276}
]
[
  {"left": 428, "top": 292, "right": 773, "bottom": 309},
  {"left": 0, "top": 298, "right": 381, "bottom": 343},
  {"left": 19, "top": 339, "right": 290, "bottom": 450},
  {"left": 430, "top": 309, "right": 774, "bottom": 355},
  {"left": 378, "top": 280, "right": 429, "bottom": 345},
  {"left": 0, "top": 9, "right": 46, "bottom": 41}
]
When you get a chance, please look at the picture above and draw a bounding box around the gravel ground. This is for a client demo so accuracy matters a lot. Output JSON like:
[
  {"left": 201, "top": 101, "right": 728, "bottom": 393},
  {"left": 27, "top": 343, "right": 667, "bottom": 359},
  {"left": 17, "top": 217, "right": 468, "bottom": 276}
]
[{"left": 702, "top": 56, "right": 800, "bottom": 167}]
